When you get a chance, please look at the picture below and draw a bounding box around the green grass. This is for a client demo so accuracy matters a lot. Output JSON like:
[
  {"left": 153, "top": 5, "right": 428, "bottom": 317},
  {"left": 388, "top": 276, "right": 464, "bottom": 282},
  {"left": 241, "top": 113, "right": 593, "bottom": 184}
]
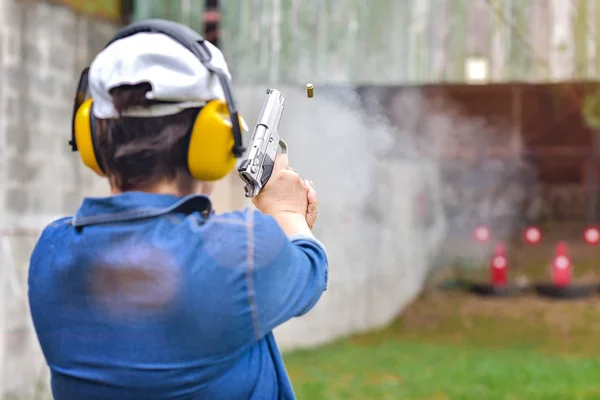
[
  {"left": 285, "top": 340, "right": 600, "bottom": 400},
  {"left": 283, "top": 236, "right": 600, "bottom": 400}
]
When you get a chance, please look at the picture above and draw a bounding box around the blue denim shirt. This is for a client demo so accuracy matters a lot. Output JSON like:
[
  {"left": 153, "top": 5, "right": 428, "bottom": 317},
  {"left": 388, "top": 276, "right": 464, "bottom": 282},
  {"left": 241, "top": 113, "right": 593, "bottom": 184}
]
[{"left": 28, "top": 192, "right": 328, "bottom": 400}]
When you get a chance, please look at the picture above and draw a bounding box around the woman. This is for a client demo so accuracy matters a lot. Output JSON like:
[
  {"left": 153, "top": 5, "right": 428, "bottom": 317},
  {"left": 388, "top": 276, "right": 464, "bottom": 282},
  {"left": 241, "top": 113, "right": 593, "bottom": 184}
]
[{"left": 28, "top": 21, "right": 327, "bottom": 400}]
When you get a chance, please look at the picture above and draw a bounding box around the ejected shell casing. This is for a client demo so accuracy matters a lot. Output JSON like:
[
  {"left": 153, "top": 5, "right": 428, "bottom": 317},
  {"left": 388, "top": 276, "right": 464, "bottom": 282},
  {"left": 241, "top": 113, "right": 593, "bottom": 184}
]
[{"left": 306, "top": 83, "right": 314, "bottom": 98}]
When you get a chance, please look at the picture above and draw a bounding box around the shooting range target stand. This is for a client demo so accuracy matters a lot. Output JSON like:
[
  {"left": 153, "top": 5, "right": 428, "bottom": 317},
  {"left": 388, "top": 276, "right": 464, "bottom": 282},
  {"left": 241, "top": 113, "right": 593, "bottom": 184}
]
[{"left": 534, "top": 241, "right": 596, "bottom": 300}]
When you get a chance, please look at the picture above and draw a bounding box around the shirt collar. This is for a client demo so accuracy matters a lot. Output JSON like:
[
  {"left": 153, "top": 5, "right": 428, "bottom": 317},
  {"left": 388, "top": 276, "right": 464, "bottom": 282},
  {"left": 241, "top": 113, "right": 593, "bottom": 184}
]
[{"left": 72, "top": 192, "right": 213, "bottom": 228}]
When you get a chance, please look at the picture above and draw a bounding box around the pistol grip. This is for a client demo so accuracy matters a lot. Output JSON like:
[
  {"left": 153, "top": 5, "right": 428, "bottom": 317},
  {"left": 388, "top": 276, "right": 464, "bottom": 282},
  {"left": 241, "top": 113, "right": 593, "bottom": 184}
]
[
  {"left": 260, "top": 141, "right": 287, "bottom": 187},
  {"left": 260, "top": 155, "right": 275, "bottom": 187}
]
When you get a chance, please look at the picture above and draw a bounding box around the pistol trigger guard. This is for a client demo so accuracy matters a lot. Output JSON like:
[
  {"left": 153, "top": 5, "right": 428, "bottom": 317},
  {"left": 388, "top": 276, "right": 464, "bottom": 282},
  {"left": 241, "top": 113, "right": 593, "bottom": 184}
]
[{"left": 278, "top": 139, "right": 288, "bottom": 155}]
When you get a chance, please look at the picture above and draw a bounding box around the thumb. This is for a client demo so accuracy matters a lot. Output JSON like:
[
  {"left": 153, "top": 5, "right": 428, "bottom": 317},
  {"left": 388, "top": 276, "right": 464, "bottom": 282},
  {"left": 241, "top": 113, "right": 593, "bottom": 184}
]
[{"left": 273, "top": 153, "right": 289, "bottom": 174}]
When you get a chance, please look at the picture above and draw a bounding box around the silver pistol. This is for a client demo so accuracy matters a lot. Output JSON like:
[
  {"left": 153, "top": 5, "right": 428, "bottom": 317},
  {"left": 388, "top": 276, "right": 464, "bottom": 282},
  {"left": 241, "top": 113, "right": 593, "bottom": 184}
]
[{"left": 238, "top": 88, "right": 288, "bottom": 198}]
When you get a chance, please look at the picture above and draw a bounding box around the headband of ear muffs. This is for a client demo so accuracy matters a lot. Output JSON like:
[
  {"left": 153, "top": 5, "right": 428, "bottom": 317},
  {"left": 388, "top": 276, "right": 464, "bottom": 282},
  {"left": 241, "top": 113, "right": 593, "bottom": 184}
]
[{"left": 69, "top": 19, "right": 246, "bottom": 182}]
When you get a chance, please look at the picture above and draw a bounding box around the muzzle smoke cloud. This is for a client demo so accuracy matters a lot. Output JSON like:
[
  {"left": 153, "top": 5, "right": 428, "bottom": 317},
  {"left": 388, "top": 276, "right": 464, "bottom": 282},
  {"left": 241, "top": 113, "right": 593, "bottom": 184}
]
[
  {"left": 237, "top": 85, "right": 535, "bottom": 271},
  {"left": 234, "top": 84, "right": 536, "bottom": 348}
]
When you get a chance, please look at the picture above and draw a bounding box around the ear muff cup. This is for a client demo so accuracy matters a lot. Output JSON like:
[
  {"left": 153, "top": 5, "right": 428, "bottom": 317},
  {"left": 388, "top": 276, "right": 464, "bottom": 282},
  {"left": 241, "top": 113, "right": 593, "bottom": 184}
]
[
  {"left": 188, "top": 99, "right": 246, "bottom": 181},
  {"left": 74, "top": 98, "right": 105, "bottom": 177}
]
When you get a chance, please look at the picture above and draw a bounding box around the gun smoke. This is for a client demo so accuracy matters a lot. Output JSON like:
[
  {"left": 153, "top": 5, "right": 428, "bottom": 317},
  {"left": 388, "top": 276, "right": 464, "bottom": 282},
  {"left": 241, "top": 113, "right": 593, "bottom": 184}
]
[{"left": 235, "top": 85, "right": 536, "bottom": 348}]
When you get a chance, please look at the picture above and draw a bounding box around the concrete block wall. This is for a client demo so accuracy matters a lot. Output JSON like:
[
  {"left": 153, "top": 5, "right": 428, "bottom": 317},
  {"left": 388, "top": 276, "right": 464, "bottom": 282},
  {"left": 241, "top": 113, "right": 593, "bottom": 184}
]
[
  {"left": 0, "top": 2, "right": 119, "bottom": 397},
  {"left": 0, "top": 1, "right": 116, "bottom": 230}
]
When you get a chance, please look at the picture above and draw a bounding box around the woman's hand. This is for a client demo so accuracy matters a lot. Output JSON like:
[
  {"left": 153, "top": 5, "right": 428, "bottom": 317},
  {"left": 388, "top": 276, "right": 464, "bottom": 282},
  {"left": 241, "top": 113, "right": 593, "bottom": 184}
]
[
  {"left": 252, "top": 154, "right": 308, "bottom": 217},
  {"left": 251, "top": 154, "right": 316, "bottom": 236}
]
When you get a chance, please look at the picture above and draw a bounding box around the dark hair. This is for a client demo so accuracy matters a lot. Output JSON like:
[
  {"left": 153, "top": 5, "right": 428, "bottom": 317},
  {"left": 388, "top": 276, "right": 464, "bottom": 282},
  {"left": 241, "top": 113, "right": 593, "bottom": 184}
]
[{"left": 96, "top": 83, "right": 198, "bottom": 193}]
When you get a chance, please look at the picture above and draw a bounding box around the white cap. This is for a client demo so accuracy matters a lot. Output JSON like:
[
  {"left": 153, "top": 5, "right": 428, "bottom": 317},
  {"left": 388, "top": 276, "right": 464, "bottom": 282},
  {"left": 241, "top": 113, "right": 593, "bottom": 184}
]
[{"left": 88, "top": 32, "right": 232, "bottom": 119}]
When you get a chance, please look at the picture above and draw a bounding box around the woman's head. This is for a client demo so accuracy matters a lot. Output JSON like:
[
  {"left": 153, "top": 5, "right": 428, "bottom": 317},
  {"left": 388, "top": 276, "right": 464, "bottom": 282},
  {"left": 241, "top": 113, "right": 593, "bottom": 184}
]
[
  {"left": 87, "top": 30, "right": 234, "bottom": 196},
  {"left": 96, "top": 82, "right": 200, "bottom": 195}
]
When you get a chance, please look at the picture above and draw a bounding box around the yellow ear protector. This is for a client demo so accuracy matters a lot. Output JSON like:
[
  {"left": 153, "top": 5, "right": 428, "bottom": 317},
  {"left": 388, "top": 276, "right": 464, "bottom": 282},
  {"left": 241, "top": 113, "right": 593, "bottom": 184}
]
[{"left": 69, "top": 19, "right": 246, "bottom": 181}]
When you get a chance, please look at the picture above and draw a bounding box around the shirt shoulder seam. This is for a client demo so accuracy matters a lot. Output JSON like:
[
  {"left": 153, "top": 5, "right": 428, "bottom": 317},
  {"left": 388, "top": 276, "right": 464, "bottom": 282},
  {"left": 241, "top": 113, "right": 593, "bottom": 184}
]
[{"left": 244, "top": 209, "right": 261, "bottom": 340}]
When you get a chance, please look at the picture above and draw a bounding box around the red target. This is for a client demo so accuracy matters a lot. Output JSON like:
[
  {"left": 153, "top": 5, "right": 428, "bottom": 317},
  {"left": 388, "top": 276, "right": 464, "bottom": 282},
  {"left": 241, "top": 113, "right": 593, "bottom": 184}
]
[
  {"left": 523, "top": 226, "right": 542, "bottom": 245},
  {"left": 492, "top": 256, "right": 507, "bottom": 269},
  {"left": 584, "top": 227, "right": 600, "bottom": 245},
  {"left": 473, "top": 226, "right": 491, "bottom": 243}
]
